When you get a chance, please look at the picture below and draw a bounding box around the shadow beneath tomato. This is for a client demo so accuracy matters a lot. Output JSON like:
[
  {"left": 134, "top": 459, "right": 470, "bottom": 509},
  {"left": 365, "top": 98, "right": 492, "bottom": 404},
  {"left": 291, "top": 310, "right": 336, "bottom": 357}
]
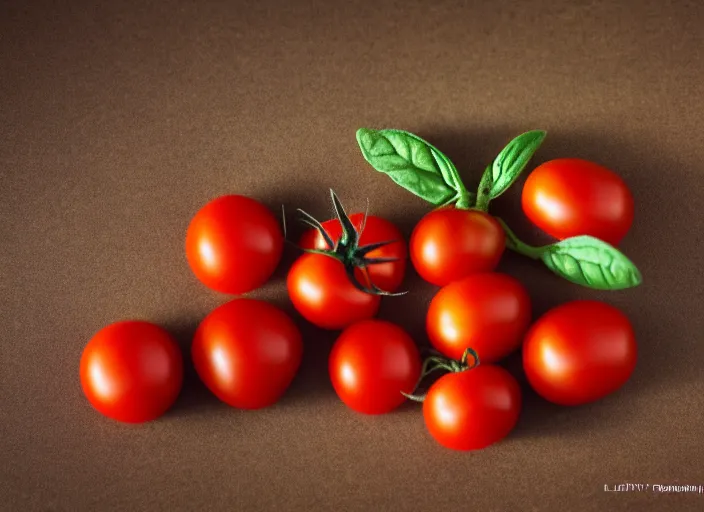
[
  {"left": 277, "top": 317, "right": 339, "bottom": 408},
  {"left": 160, "top": 321, "right": 226, "bottom": 417},
  {"left": 509, "top": 382, "right": 640, "bottom": 440},
  {"left": 376, "top": 270, "right": 437, "bottom": 347},
  {"left": 499, "top": 349, "right": 634, "bottom": 439}
]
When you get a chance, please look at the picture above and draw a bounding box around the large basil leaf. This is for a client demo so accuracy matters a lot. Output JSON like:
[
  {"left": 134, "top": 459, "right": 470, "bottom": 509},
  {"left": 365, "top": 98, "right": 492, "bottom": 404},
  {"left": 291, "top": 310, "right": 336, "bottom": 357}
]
[
  {"left": 541, "top": 236, "right": 642, "bottom": 290},
  {"left": 356, "top": 128, "right": 469, "bottom": 206}
]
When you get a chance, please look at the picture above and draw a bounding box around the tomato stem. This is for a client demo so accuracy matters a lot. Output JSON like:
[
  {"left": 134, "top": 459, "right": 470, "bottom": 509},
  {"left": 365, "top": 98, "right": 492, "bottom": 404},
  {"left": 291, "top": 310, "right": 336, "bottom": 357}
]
[{"left": 401, "top": 348, "right": 481, "bottom": 404}]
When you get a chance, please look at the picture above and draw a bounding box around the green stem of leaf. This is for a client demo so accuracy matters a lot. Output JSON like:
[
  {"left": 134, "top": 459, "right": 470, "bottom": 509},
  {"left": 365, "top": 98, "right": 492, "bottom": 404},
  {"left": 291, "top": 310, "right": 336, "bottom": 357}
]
[
  {"left": 474, "top": 164, "right": 493, "bottom": 212},
  {"left": 497, "top": 219, "right": 643, "bottom": 290},
  {"left": 496, "top": 218, "right": 545, "bottom": 260},
  {"left": 455, "top": 191, "right": 473, "bottom": 209}
]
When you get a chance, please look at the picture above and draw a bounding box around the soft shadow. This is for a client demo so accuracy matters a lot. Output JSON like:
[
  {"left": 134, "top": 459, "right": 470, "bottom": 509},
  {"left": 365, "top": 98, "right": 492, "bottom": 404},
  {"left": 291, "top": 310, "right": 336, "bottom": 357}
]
[
  {"left": 161, "top": 320, "right": 226, "bottom": 417},
  {"left": 276, "top": 323, "right": 339, "bottom": 408},
  {"left": 495, "top": 349, "right": 636, "bottom": 439},
  {"left": 511, "top": 381, "right": 642, "bottom": 440}
]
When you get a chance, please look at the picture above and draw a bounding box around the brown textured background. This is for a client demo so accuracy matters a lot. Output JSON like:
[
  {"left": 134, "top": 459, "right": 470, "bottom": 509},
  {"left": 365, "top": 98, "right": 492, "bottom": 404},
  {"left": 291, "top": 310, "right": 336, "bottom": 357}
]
[{"left": 2, "top": 0, "right": 703, "bottom": 510}]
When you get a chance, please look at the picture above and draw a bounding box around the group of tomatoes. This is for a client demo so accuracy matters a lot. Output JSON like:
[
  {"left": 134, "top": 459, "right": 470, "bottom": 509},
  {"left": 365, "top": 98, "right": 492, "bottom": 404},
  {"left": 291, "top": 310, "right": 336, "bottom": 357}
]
[{"left": 80, "top": 129, "right": 640, "bottom": 451}]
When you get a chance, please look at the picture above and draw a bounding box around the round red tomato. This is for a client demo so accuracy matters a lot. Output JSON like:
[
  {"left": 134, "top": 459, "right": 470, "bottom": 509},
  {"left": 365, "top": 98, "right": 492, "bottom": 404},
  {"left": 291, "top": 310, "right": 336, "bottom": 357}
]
[
  {"left": 522, "top": 158, "right": 634, "bottom": 246},
  {"left": 186, "top": 195, "right": 283, "bottom": 294},
  {"left": 192, "top": 299, "right": 302, "bottom": 409},
  {"left": 287, "top": 253, "right": 380, "bottom": 330},
  {"left": 329, "top": 320, "right": 421, "bottom": 414},
  {"left": 299, "top": 213, "right": 406, "bottom": 292},
  {"left": 523, "top": 300, "right": 637, "bottom": 406},
  {"left": 427, "top": 273, "right": 531, "bottom": 363},
  {"left": 80, "top": 321, "right": 184, "bottom": 423},
  {"left": 410, "top": 207, "right": 505, "bottom": 286},
  {"left": 424, "top": 365, "right": 521, "bottom": 451}
]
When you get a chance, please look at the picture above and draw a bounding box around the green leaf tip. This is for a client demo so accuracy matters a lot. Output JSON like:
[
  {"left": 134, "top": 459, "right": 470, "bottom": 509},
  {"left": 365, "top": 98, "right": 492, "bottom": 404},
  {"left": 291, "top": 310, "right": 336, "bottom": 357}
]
[{"left": 490, "top": 130, "right": 547, "bottom": 199}]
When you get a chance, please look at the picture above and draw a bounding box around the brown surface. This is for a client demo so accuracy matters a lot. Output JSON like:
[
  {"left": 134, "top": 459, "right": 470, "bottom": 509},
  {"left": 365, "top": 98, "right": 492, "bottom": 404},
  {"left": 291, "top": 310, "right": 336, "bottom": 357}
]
[{"left": 2, "top": 0, "right": 703, "bottom": 510}]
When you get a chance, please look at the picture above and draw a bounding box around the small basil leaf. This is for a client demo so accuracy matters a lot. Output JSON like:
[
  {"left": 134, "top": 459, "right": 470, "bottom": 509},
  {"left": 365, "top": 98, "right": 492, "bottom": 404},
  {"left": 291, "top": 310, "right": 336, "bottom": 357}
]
[
  {"left": 356, "top": 128, "right": 462, "bottom": 206},
  {"left": 541, "top": 236, "right": 642, "bottom": 290},
  {"left": 490, "top": 130, "right": 546, "bottom": 198}
]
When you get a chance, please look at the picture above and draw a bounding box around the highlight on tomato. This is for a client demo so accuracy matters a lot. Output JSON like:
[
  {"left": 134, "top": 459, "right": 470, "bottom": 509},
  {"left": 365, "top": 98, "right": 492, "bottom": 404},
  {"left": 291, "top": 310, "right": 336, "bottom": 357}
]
[
  {"left": 287, "top": 190, "right": 406, "bottom": 330},
  {"left": 329, "top": 319, "right": 421, "bottom": 414},
  {"left": 192, "top": 299, "right": 303, "bottom": 410},
  {"left": 522, "top": 158, "right": 634, "bottom": 246},
  {"left": 80, "top": 321, "right": 184, "bottom": 423},
  {"left": 426, "top": 272, "right": 531, "bottom": 363},
  {"left": 404, "top": 348, "right": 522, "bottom": 451},
  {"left": 523, "top": 300, "right": 637, "bottom": 406},
  {"left": 186, "top": 194, "right": 284, "bottom": 294}
]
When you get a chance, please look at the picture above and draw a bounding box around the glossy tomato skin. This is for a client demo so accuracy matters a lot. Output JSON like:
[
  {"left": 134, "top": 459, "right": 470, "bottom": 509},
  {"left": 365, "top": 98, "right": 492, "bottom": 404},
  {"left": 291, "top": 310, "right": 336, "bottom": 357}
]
[
  {"left": 523, "top": 300, "right": 637, "bottom": 406},
  {"left": 186, "top": 195, "right": 283, "bottom": 294},
  {"left": 427, "top": 273, "right": 531, "bottom": 363},
  {"left": 80, "top": 321, "right": 184, "bottom": 423},
  {"left": 192, "top": 299, "right": 302, "bottom": 409},
  {"left": 424, "top": 365, "right": 521, "bottom": 451},
  {"left": 329, "top": 320, "right": 421, "bottom": 414},
  {"left": 299, "top": 213, "right": 407, "bottom": 292},
  {"left": 191, "top": 299, "right": 303, "bottom": 409},
  {"left": 410, "top": 207, "right": 505, "bottom": 286},
  {"left": 522, "top": 158, "right": 634, "bottom": 246},
  {"left": 287, "top": 253, "right": 381, "bottom": 330}
]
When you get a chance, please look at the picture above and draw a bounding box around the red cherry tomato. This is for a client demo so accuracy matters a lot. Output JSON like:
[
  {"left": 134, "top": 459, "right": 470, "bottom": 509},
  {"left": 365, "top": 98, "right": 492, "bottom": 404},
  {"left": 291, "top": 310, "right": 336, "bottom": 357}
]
[
  {"left": 186, "top": 195, "right": 283, "bottom": 294},
  {"left": 299, "top": 213, "right": 407, "bottom": 292},
  {"left": 287, "top": 253, "right": 380, "bottom": 330},
  {"left": 410, "top": 207, "right": 505, "bottom": 286},
  {"left": 192, "top": 299, "right": 302, "bottom": 409},
  {"left": 329, "top": 320, "right": 421, "bottom": 414},
  {"left": 523, "top": 300, "right": 637, "bottom": 406},
  {"left": 522, "top": 158, "right": 634, "bottom": 246},
  {"left": 424, "top": 365, "right": 521, "bottom": 451},
  {"left": 426, "top": 273, "right": 531, "bottom": 363},
  {"left": 80, "top": 321, "right": 184, "bottom": 423}
]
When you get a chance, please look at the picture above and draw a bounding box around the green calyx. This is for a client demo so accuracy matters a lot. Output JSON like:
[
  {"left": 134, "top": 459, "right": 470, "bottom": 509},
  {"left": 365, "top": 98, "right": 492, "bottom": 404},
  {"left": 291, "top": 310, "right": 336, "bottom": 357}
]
[
  {"left": 498, "top": 219, "right": 642, "bottom": 290},
  {"left": 401, "top": 348, "right": 480, "bottom": 403},
  {"left": 296, "top": 189, "right": 406, "bottom": 297}
]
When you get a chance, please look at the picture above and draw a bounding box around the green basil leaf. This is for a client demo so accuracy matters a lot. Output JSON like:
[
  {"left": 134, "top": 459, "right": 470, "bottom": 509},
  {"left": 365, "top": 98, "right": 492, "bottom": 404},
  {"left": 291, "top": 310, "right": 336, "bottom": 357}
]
[
  {"left": 490, "top": 130, "right": 546, "bottom": 198},
  {"left": 541, "top": 236, "right": 642, "bottom": 290},
  {"left": 356, "top": 128, "right": 466, "bottom": 206}
]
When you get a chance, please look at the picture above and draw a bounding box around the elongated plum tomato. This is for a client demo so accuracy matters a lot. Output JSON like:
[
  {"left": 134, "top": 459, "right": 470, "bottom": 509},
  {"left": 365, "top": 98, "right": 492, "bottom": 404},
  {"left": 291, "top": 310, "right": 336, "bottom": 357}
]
[
  {"left": 80, "top": 321, "right": 184, "bottom": 423},
  {"left": 523, "top": 300, "right": 637, "bottom": 406},
  {"left": 192, "top": 299, "right": 302, "bottom": 409},
  {"left": 299, "top": 213, "right": 406, "bottom": 292},
  {"left": 522, "top": 158, "right": 634, "bottom": 246},
  {"left": 186, "top": 195, "right": 283, "bottom": 294},
  {"left": 287, "top": 253, "right": 381, "bottom": 330},
  {"left": 410, "top": 207, "right": 505, "bottom": 286},
  {"left": 424, "top": 365, "right": 521, "bottom": 451},
  {"left": 329, "top": 320, "right": 421, "bottom": 414},
  {"left": 427, "top": 273, "right": 531, "bottom": 363}
]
